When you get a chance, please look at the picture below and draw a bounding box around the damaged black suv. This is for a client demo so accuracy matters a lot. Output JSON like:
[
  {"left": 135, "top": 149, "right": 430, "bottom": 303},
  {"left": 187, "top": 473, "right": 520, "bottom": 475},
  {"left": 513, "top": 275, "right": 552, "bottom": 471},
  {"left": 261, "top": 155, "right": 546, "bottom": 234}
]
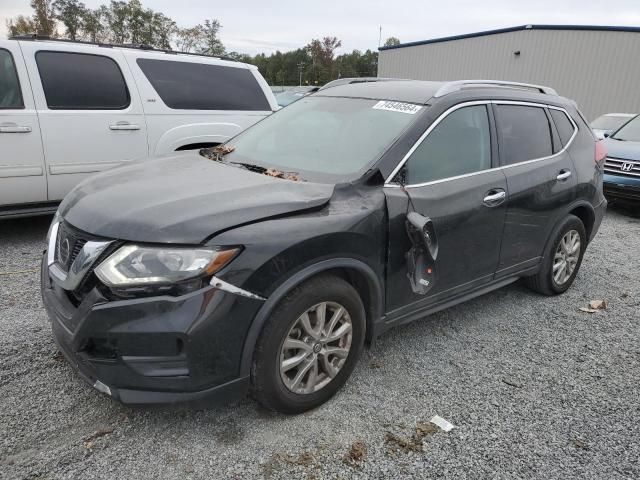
[{"left": 42, "top": 79, "right": 607, "bottom": 413}]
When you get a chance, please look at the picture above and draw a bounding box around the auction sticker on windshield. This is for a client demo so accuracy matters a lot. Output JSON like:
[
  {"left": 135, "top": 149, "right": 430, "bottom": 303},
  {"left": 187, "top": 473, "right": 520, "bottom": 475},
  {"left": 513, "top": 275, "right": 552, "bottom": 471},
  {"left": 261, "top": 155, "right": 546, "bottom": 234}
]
[{"left": 372, "top": 100, "right": 422, "bottom": 115}]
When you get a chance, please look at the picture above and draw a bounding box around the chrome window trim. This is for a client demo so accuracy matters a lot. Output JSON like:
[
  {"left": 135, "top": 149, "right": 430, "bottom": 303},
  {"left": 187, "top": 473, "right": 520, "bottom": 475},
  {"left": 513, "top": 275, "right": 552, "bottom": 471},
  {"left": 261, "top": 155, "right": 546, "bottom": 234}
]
[{"left": 384, "top": 100, "right": 578, "bottom": 189}]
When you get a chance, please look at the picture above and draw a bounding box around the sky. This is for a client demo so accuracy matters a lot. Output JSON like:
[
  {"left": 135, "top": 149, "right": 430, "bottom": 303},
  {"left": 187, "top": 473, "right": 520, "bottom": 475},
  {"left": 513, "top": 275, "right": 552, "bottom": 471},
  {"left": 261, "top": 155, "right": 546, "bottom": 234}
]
[{"left": 1, "top": 0, "right": 640, "bottom": 55}]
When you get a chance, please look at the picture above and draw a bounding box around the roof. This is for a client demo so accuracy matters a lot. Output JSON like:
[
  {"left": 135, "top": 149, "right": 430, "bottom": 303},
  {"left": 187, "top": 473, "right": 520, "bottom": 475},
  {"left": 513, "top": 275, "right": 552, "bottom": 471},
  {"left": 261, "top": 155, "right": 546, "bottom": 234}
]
[
  {"left": 379, "top": 24, "right": 640, "bottom": 51},
  {"left": 316, "top": 79, "right": 446, "bottom": 104}
]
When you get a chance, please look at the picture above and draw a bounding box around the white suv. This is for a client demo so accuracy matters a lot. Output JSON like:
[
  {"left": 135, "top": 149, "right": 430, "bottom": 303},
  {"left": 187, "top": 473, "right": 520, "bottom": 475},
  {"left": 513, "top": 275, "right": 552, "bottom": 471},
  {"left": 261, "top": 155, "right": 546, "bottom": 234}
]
[{"left": 0, "top": 36, "right": 278, "bottom": 217}]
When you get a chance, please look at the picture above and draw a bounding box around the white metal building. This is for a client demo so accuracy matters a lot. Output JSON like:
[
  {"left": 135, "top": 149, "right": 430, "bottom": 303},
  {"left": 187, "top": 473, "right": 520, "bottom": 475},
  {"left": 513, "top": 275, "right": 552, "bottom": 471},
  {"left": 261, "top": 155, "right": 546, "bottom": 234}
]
[{"left": 378, "top": 25, "right": 640, "bottom": 120}]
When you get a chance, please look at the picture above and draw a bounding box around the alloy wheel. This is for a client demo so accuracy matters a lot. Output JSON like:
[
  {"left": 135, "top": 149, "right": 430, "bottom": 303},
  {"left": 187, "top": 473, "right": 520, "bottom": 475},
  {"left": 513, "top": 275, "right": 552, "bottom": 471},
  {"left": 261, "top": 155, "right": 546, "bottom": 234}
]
[
  {"left": 553, "top": 229, "right": 581, "bottom": 285},
  {"left": 279, "top": 301, "right": 353, "bottom": 394}
]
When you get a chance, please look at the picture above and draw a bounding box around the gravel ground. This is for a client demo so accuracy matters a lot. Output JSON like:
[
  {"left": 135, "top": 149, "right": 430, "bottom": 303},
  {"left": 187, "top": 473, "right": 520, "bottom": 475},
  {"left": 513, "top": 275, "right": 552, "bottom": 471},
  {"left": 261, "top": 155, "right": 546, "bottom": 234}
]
[{"left": 1, "top": 205, "right": 639, "bottom": 480}]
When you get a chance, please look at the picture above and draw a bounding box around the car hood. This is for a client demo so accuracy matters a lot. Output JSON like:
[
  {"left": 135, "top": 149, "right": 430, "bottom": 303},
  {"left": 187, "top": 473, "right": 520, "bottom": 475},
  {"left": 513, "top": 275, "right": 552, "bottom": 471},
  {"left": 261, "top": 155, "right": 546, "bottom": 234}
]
[
  {"left": 59, "top": 152, "right": 335, "bottom": 244},
  {"left": 603, "top": 138, "right": 640, "bottom": 161}
]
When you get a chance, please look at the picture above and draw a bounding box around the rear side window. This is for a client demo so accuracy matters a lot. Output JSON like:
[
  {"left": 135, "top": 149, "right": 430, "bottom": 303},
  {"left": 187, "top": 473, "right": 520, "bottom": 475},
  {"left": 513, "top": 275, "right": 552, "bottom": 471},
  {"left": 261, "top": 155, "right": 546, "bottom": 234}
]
[
  {"left": 137, "top": 58, "right": 271, "bottom": 111},
  {"left": 400, "top": 105, "right": 492, "bottom": 185},
  {"left": 0, "top": 49, "right": 24, "bottom": 109},
  {"left": 36, "top": 51, "right": 130, "bottom": 110},
  {"left": 495, "top": 105, "right": 553, "bottom": 165},
  {"left": 549, "top": 109, "right": 576, "bottom": 147}
]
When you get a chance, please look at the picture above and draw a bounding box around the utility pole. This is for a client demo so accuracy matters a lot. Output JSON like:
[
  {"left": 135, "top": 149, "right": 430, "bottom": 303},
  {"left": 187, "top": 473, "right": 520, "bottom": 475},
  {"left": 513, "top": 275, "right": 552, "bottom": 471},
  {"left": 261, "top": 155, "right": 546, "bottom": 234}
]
[
  {"left": 297, "top": 62, "right": 306, "bottom": 86},
  {"left": 378, "top": 25, "right": 382, "bottom": 49}
]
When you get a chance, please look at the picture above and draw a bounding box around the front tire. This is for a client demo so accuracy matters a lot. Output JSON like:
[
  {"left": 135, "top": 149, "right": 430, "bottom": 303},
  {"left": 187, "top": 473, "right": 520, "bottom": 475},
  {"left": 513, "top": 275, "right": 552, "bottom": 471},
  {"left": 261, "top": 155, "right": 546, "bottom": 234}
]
[
  {"left": 524, "top": 214, "right": 587, "bottom": 295},
  {"left": 250, "top": 274, "right": 366, "bottom": 414}
]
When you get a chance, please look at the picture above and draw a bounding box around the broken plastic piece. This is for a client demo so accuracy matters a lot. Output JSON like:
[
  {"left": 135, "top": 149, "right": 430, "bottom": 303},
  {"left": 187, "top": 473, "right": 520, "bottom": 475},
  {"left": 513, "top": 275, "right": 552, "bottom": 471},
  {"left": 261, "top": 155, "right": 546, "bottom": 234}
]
[{"left": 429, "top": 415, "right": 455, "bottom": 432}]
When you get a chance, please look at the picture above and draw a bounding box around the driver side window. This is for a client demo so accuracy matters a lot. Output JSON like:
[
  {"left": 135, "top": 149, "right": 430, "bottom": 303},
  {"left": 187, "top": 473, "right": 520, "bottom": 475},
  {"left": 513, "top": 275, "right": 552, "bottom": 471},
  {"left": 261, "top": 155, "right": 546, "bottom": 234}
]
[{"left": 397, "top": 105, "right": 491, "bottom": 185}]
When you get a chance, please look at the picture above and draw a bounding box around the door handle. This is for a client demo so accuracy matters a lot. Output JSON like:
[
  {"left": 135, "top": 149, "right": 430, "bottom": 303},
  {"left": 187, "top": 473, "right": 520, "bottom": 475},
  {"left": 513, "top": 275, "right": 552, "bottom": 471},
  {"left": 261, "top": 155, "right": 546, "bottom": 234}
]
[
  {"left": 483, "top": 189, "right": 506, "bottom": 206},
  {"left": 109, "top": 123, "right": 140, "bottom": 131},
  {"left": 0, "top": 125, "right": 32, "bottom": 133},
  {"left": 557, "top": 170, "right": 572, "bottom": 181}
]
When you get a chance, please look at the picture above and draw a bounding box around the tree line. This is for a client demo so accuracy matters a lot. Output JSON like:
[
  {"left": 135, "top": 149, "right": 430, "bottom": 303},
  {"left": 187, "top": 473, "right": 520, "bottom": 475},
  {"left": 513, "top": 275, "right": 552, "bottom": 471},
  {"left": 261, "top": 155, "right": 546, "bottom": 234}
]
[{"left": 6, "top": 0, "right": 401, "bottom": 85}]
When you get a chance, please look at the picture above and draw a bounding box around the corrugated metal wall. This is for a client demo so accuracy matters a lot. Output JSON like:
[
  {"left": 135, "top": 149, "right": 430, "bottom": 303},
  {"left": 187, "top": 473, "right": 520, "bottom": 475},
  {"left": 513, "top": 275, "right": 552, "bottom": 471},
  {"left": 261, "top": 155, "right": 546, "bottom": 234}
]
[{"left": 378, "top": 29, "right": 640, "bottom": 120}]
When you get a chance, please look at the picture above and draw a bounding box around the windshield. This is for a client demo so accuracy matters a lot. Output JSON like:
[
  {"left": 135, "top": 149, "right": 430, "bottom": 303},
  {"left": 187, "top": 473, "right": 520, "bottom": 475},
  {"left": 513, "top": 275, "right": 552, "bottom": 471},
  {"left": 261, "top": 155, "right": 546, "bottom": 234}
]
[
  {"left": 591, "top": 115, "right": 634, "bottom": 131},
  {"left": 206, "top": 96, "right": 421, "bottom": 182},
  {"left": 612, "top": 115, "right": 640, "bottom": 141}
]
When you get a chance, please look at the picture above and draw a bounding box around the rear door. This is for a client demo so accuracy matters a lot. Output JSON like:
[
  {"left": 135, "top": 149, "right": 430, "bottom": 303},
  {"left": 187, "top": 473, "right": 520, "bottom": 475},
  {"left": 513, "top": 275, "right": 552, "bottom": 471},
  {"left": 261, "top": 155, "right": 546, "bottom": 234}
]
[
  {"left": 384, "top": 102, "right": 508, "bottom": 316},
  {"left": 0, "top": 42, "right": 47, "bottom": 207},
  {"left": 493, "top": 102, "right": 577, "bottom": 278},
  {"left": 20, "top": 42, "right": 148, "bottom": 201},
  {"left": 125, "top": 51, "right": 274, "bottom": 154}
]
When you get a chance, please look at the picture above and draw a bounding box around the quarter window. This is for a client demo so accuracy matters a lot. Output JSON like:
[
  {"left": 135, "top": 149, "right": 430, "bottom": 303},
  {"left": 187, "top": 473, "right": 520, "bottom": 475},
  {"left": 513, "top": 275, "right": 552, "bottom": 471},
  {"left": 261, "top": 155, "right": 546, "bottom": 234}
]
[
  {"left": 549, "top": 109, "right": 576, "bottom": 147},
  {"left": 136, "top": 59, "right": 271, "bottom": 111},
  {"left": 0, "top": 49, "right": 24, "bottom": 109},
  {"left": 495, "top": 105, "right": 553, "bottom": 165},
  {"left": 36, "top": 51, "right": 130, "bottom": 110},
  {"left": 398, "top": 105, "right": 492, "bottom": 185}
]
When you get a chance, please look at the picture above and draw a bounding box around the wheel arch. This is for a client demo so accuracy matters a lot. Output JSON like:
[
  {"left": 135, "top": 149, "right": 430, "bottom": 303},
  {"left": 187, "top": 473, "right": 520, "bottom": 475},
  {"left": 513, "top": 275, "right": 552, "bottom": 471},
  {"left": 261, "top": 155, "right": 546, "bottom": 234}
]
[
  {"left": 567, "top": 202, "right": 596, "bottom": 241},
  {"left": 239, "top": 258, "right": 383, "bottom": 377}
]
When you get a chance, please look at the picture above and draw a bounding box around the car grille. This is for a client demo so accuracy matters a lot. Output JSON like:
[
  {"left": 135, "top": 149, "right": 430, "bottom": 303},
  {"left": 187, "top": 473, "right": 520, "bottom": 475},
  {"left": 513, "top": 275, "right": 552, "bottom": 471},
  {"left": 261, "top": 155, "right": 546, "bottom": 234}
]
[
  {"left": 604, "top": 157, "right": 640, "bottom": 178},
  {"left": 55, "top": 222, "right": 90, "bottom": 272}
]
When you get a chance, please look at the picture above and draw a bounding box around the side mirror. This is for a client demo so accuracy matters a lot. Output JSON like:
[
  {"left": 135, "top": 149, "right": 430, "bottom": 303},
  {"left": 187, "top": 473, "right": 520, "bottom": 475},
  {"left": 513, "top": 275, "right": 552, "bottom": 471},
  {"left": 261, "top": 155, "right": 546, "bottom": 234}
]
[
  {"left": 405, "top": 212, "right": 439, "bottom": 295},
  {"left": 406, "top": 212, "right": 438, "bottom": 260}
]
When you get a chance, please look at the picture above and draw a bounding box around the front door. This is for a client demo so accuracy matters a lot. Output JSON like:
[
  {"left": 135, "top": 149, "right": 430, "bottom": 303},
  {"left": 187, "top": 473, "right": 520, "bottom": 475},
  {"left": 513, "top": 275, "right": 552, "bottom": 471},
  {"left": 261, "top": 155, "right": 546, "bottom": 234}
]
[
  {"left": 20, "top": 42, "right": 148, "bottom": 201},
  {"left": 384, "top": 103, "right": 508, "bottom": 318},
  {"left": 0, "top": 44, "right": 47, "bottom": 207}
]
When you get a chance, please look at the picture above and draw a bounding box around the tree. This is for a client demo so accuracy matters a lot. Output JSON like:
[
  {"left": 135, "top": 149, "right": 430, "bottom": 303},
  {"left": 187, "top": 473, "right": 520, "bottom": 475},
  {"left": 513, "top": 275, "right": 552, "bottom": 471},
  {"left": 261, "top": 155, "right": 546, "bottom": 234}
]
[
  {"left": 305, "top": 36, "right": 342, "bottom": 84},
  {"left": 53, "top": 0, "right": 86, "bottom": 40},
  {"left": 31, "top": 0, "right": 57, "bottom": 36},
  {"left": 200, "top": 19, "right": 225, "bottom": 56},
  {"left": 175, "top": 25, "right": 204, "bottom": 52},
  {"left": 383, "top": 36, "right": 400, "bottom": 47},
  {"left": 81, "top": 7, "right": 108, "bottom": 42},
  {"left": 6, "top": 15, "right": 37, "bottom": 37}
]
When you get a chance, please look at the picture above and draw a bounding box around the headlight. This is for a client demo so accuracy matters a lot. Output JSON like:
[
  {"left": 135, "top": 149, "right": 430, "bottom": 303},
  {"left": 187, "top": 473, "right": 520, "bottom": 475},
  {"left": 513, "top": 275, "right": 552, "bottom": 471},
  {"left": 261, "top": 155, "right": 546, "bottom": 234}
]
[{"left": 95, "top": 245, "right": 239, "bottom": 287}]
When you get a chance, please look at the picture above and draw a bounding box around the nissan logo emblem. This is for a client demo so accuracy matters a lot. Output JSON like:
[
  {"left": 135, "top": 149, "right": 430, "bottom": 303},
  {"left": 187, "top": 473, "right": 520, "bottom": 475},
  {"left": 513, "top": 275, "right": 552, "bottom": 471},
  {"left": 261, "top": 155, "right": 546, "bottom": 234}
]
[
  {"left": 621, "top": 162, "right": 634, "bottom": 172},
  {"left": 58, "top": 237, "right": 71, "bottom": 265}
]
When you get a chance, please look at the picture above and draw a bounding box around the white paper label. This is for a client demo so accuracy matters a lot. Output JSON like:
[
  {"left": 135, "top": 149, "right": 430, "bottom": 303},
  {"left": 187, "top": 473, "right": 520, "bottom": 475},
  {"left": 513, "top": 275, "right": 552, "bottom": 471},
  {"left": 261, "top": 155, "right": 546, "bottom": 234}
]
[
  {"left": 373, "top": 100, "right": 422, "bottom": 115},
  {"left": 430, "top": 415, "right": 455, "bottom": 432}
]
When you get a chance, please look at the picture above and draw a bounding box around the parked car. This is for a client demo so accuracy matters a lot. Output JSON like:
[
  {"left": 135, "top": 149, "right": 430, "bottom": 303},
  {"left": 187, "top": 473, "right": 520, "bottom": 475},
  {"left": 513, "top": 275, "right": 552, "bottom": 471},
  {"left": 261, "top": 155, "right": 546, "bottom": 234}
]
[
  {"left": 42, "top": 79, "right": 606, "bottom": 413},
  {"left": 0, "top": 36, "right": 277, "bottom": 218},
  {"left": 275, "top": 86, "right": 320, "bottom": 107},
  {"left": 602, "top": 114, "right": 640, "bottom": 203},
  {"left": 590, "top": 113, "right": 637, "bottom": 139}
]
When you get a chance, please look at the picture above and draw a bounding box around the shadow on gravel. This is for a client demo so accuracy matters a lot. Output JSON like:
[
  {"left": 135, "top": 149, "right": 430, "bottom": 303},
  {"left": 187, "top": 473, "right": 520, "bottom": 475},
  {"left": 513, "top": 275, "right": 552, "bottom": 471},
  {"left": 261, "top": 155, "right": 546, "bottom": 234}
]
[
  {"left": 607, "top": 201, "right": 640, "bottom": 218},
  {"left": 0, "top": 215, "right": 53, "bottom": 243}
]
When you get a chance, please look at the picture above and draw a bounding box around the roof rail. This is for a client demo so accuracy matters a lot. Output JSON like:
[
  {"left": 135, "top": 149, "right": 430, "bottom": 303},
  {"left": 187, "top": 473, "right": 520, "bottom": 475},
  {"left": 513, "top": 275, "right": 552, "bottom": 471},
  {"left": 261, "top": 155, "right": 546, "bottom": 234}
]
[
  {"left": 318, "top": 77, "right": 409, "bottom": 91},
  {"left": 8, "top": 34, "right": 237, "bottom": 62},
  {"left": 434, "top": 80, "right": 558, "bottom": 97}
]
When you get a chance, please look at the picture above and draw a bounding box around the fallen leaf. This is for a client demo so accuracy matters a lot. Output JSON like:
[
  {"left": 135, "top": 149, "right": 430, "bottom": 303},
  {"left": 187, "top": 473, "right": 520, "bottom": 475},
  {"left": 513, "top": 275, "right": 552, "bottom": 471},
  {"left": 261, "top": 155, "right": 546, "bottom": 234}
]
[
  {"left": 501, "top": 378, "right": 523, "bottom": 388},
  {"left": 369, "top": 360, "right": 383, "bottom": 369},
  {"left": 384, "top": 432, "right": 423, "bottom": 453},
  {"left": 588, "top": 299, "right": 607, "bottom": 310},
  {"left": 0, "top": 268, "right": 39, "bottom": 276},
  {"left": 343, "top": 440, "right": 366, "bottom": 465},
  {"left": 415, "top": 422, "right": 438, "bottom": 439},
  {"left": 579, "top": 307, "right": 598, "bottom": 314},
  {"left": 83, "top": 441, "right": 93, "bottom": 450},
  {"left": 276, "top": 452, "right": 314, "bottom": 466},
  {"left": 572, "top": 439, "right": 589, "bottom": 450},
  {"left": 83, "top": 427, "right": 114, "bottom": 443}
]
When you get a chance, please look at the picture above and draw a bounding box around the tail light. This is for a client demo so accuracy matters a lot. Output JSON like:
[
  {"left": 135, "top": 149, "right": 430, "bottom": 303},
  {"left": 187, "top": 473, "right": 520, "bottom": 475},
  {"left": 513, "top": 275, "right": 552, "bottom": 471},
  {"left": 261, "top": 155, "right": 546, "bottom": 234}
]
[{"left": 595, "top": 140, "right": 607, "bottom": 164}]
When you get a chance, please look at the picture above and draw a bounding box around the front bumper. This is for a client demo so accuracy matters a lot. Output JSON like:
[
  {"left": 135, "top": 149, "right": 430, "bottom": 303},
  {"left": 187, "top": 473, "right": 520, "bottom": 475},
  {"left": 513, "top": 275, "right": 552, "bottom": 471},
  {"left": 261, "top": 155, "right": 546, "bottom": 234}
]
[
  {"left": 604, "top": 174, "right": 640, "bottom": 202},
  {"left": 41, "top": 254, "right": 263, "bottom": 406}
]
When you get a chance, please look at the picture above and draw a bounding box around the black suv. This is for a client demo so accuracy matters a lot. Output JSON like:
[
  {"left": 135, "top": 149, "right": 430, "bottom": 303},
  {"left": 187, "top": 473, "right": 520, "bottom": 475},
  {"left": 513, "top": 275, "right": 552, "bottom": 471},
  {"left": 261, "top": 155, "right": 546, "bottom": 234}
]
[{"left": 42, "top": 79, "right": 607, "bottom": 413}]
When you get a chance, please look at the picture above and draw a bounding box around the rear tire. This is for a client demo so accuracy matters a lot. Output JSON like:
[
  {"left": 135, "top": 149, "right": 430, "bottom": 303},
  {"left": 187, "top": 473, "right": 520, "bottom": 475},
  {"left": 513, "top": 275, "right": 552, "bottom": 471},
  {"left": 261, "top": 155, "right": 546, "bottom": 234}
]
[
  {"left": 524, "top": 214, "right": 586, "bottom": 295},
  {"left": 250, "top": 274, "right": 365, "bottom": 414}
]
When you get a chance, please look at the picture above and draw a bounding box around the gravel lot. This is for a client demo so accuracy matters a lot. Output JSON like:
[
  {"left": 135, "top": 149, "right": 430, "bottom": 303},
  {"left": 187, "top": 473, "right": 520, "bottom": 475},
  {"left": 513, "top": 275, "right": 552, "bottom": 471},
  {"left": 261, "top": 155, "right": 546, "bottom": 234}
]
[{"left": 1, "top": 205, "right": 639, "bottom": 480}]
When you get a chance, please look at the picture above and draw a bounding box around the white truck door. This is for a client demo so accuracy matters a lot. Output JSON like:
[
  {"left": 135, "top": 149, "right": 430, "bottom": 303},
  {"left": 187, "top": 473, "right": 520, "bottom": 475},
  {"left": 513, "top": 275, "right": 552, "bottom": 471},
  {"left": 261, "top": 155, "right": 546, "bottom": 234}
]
[
  {"left": 0, "top": 42, "right": 47, "bottom": 208},
  {"left": 20, "top": 41, "right": 148, "bottom": 201}
]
